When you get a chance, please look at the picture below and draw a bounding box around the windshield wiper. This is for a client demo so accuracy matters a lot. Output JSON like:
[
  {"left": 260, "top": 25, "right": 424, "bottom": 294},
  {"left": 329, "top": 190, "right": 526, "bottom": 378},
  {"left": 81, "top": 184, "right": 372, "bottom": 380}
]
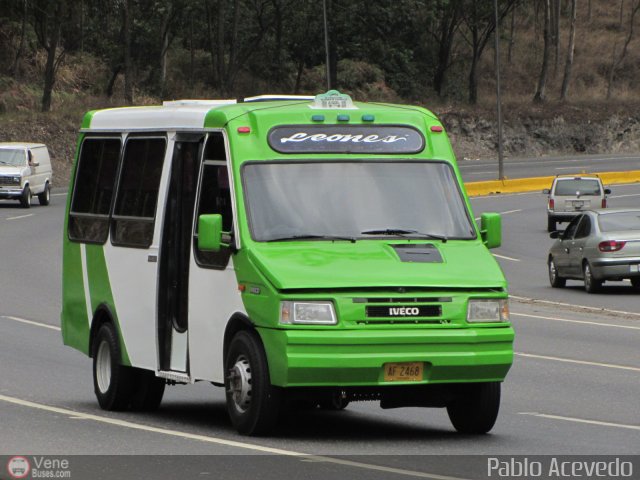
[
  {"left": 268, "top": 234, "right": 356, "bottom": 243},
  {"left": 361, "top": 229, "right": 448, "bottom": 242}
]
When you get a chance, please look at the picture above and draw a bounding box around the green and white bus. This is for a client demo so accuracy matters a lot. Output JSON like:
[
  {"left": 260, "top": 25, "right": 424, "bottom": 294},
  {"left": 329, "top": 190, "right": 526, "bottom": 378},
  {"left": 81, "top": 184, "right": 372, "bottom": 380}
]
[{"left": 61, "top": 91, "right": 514, "bottom": 435}]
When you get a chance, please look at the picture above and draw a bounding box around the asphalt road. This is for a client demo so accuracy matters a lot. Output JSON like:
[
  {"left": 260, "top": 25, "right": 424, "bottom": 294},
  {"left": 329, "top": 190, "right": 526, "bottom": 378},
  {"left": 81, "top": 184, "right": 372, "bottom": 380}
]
[
  {"left": 1, "top": 186, "right": 639, "bottom": 479},
  {"left": 459, "top": 153, "right": 640, "bottom": 182}
]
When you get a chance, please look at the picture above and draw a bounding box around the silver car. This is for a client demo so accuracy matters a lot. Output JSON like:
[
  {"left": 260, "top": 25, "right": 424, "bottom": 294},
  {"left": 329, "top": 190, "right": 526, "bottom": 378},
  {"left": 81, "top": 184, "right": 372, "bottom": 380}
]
[
  {"left": 543, "top": 175, "right": 611, "bottom": 232},
  {"left": 547, "top": 209, "right": 640, "bottom": 293}
]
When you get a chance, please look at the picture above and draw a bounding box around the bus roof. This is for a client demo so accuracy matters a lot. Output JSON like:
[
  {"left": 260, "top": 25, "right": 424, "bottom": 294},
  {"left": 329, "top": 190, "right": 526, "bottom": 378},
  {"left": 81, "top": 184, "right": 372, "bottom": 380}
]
[{"left": 81, "top": 93, "right": 439, "bottom": 132}]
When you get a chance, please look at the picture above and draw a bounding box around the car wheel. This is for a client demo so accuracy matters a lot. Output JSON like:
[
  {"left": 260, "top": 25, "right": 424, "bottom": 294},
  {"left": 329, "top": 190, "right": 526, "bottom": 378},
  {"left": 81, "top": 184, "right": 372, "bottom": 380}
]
[
  {"left": 548, "top": 258, "right": 566, "bottom": 288},
  {"left": 38, "top": 182, "right": 51, "bottom": 206},
  {"left": 92, "top": 323, "right": 136, "bottom": 411},
  {"left": 583, "top": 262, "right": 601, "bottom": 293},
  {"left": 447, "top": 382, "right": 501, "bottom": 434},
  {"left": 20, "top": 186, "right": 31, "bottom": 208},
  {"left": 630, "top": 278, "right": 640, "bottom": 289},
  {"left": 225, "top": 330, "right": 281, "bottom": 436},
  {"left": 547, "top": 217, "right": 556, "bottom": 232}
]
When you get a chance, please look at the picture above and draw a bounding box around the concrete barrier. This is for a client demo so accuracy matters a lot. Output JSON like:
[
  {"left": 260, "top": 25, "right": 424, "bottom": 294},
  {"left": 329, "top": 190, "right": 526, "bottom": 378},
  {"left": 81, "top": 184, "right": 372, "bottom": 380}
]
[{"left": 465, "top": 170, "right": 640, "bottom": 196}]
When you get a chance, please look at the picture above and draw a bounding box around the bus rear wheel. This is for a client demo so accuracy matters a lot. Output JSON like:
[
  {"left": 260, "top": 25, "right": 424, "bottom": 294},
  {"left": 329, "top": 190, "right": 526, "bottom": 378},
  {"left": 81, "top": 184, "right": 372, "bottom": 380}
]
[
  {"left": 446, "top": 382, "right": 501, "bottom": 434},
  {"left": 225, "top": 330, "right": 281, "bottom": 436},
  {"left": 92, "top": 323, "right": 136, "bottom": 411}
]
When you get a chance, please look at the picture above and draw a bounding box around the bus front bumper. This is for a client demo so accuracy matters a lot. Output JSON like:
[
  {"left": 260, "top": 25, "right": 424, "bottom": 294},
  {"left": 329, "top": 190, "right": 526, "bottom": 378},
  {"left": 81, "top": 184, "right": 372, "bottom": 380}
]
[{"left": 258, "top": 326, "right": 514, "bottom": 387}]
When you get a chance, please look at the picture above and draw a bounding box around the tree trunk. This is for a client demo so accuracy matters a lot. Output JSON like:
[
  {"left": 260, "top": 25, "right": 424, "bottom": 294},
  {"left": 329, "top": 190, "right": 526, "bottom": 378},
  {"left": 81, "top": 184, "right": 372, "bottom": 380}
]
[
  {"left": 508, "top": 3, "right": 515, "bottom": 64},
  {"left": 106, "top": 64, "right": 122, "bottom": 98},
  {"left": 553, "top": 0, "right": 560, "bottom": 75},
  {"left": 433, "top": 3, "right": 460, "bottom": 96},
  {"left": 41, "top": 1, "right": 65, "bottom": 112},
  {"left": 560, "top": 0, "right": 577, "bottom": 100},
  {"left": 533, "top": 0, "right": 551, "bottom": 103},
  {"left": 123, "top": 0, "right": 134, "bottom": 103},
  {"left": 11, "top": 0, "right": 28, "bottom": 78},
  {"left": 189, "top": 13, "right": 194, "bottom": 90}
]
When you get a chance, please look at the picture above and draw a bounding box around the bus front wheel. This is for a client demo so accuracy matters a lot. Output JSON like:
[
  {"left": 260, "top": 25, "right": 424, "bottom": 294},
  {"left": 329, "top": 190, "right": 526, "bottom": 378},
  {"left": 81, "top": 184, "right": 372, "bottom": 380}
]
[
  {"left": 225, "top": 330, "right": 281, "bottom": 436},
  {"left": 446, "top": 382, "right": 501, "bottom": 434}
]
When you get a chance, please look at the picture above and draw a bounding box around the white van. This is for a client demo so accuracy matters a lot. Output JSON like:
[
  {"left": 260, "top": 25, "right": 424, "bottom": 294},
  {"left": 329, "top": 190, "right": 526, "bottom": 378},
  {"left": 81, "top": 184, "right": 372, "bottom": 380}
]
[{"left": 0, "top": 142, "right": 52, "bottom": 208}]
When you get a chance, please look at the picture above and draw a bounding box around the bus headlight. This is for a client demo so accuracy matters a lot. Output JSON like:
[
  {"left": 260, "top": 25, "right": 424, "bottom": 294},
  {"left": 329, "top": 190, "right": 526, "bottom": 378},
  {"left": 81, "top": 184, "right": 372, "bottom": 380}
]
[
  {"left": 467, "top": 299, "right": 509, "bottom": 323},
  {"left": 280, "top": 301, "right": 337, "bottom": 325}
]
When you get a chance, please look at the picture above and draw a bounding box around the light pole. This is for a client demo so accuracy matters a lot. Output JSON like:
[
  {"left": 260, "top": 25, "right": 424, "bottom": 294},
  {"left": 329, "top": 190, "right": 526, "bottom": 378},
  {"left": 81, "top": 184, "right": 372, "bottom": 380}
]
[
  {"left": 323, "top": 0, "right": 331, "bottom": 90},
  {"left": 494, "top": 0, "right": 505, "bottom": 180}
]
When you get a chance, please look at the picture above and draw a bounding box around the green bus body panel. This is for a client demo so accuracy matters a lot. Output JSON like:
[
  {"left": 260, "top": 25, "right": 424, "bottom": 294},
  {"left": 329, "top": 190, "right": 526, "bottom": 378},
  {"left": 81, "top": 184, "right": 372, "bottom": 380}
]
[
  {"left": 247, "top": 240, "right": 505, "bottom": 291},
  {"left": 258, "top": 326, "right": 514, "bottom": 387}
]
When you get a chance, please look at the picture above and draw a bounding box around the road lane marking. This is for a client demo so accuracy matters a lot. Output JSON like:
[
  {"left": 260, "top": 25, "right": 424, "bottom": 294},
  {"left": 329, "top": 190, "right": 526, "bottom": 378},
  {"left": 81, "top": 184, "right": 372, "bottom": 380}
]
[
  {"left": 493, "top": 253, "right": 521, "bottom": 262},
  {"left": 6, "top": 214, "right": 34, "bottom": 220},
  {"left": 510, "top": 295, "right": 640, "bottom": 318},
  {"left": 515, "top": 352, "right": 640, "bottom": 372},
  {"left": 0, "top": 394, "right": 466, "bottom": 480},
  {"left": 52, "top": 193, "right": 67, "bottom": 196},
  {"left": 519, "top": 412, "right": 640, "bottom": 432},
  {"left": 499, "top": 209, "right": 523, "bottom": 215},
  {"left": 610, "top": 193, "right": 640, "bottom": 199},
  {"left": 2, "top": 315, "right": 60, "bottom": 331},
  {"left": 511, "top": 312, "right": 640, "bottom": 330}
]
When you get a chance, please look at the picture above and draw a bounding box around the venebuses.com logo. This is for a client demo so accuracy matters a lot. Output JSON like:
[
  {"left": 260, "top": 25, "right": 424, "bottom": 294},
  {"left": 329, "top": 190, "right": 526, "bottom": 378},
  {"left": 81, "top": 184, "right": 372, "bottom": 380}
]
[
  {"left": 6, "top": 456, "right": 71, "bottom": 478},
  {"left": 7, "top": 456, "right": 30, "bottom": 479}
]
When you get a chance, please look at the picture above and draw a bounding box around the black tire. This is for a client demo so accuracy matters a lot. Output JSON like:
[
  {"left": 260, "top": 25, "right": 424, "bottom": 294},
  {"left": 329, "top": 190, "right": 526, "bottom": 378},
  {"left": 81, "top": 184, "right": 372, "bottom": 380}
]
[
  {"left": 583, "top": 262, "right": 601, "bottom": 293},
  {"left": 318, "top": 391, "right": 350, "bottom": 411},
  {"left": 447, "top": 382, "right": 501, "bottom": 434},
  {"left": 38, "top": 182, "right": 50, "bottom": 206},
  {"left": 630, "top": 277, "right": 640, "bottom": 289},
  {"left": 20, "top": 185, "right": 31, "bottom": 208},
  {"left": 547, "top": 217, "right": 556, "bottom": 232},
  {"left": 548, "top": 257, "right": 566, "bottom": 288},
  {"left": 92, "top": 323, "right": 136, "bottom": 411},
  {"left": 225, "top": 330, "right": 281, "bottom": 436},
  {"left": 131, "top": 368, "right": 166, "bottom": 411}
]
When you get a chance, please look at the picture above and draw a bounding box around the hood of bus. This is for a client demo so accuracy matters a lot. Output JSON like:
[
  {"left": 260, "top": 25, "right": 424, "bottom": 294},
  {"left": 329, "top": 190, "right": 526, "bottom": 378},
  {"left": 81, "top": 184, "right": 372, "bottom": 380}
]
[{"left": 248, "top": 240, "right": 506, "bottom": 291}]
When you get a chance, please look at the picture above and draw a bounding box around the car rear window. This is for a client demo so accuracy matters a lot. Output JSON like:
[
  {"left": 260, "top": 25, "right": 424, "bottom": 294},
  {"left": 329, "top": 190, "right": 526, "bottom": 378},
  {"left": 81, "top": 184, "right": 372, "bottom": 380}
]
[
  {"left": 599, "top": 212, "right": 640, "bottom": 232},
  {"left": 554, "top": 179, "right": 601, "bottom": 195}
]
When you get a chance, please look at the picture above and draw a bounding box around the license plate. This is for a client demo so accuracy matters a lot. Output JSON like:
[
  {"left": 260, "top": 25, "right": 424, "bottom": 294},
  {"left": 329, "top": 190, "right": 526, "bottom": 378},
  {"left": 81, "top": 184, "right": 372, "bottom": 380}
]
[
  {"left": 383, "top": 362, "right": 423, "bottom": 382},
  {"left": 572, "top": 200, "right": 584, "bottom": 208},
  {"left": 630, "top": 265, "right": 639, "bottom": 273}
]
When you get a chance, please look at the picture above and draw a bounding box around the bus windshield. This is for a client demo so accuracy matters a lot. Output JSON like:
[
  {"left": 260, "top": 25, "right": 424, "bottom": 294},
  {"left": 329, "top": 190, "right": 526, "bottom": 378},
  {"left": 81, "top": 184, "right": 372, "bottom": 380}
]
[{"left": 242, "top": 161, "right": 475, "bottom": 242}]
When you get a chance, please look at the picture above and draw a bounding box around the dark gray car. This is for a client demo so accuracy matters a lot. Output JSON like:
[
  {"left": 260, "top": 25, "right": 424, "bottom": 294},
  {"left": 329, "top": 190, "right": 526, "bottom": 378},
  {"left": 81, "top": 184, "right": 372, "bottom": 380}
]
[{"left": 547, "top": 208, "right": 640, "bottom": 293}]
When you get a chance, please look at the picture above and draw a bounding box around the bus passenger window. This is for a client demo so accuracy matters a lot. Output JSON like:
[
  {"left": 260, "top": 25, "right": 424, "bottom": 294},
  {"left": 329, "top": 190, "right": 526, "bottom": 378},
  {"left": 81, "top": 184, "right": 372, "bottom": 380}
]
[
  {"left": 68, "top": 138, "right": 121, "bottom": 244},
  {"left": 111, "top": 137, "right": 166, "bottom": 248}
]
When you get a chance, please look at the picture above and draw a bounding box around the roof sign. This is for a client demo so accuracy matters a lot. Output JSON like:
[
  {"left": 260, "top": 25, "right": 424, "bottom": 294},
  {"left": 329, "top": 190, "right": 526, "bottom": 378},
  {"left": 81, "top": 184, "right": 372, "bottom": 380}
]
[
  {"left": 268, "top": 125, "right": 425, "bottom": 154},
  {"left": 311, "top": 90, "right": 356, "bottom": 110}
]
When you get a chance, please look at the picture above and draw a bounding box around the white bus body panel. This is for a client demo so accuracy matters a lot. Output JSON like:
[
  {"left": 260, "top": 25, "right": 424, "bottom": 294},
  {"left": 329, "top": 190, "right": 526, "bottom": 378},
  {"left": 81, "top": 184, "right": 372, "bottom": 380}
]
[{"left": 188, "top": 258, "right": 246, "bottom": 383}]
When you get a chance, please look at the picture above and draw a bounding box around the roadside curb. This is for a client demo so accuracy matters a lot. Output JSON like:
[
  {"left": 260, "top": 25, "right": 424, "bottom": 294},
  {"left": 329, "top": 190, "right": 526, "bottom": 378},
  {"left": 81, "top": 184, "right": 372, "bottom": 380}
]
[{"left": 465, "top": 170, "right": 640, "bottom": 196}]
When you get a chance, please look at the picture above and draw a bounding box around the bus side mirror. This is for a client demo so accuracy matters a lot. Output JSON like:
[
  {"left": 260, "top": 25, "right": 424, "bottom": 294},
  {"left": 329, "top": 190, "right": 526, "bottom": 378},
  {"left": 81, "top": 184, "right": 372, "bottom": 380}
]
[
  {"left": 542, "top": 188, "right": 550, "bottom": 194},
  {"left": 198, "top": 214, "right": 223, "bottom": 252},
  {"left": 480, "top": 212, "right": 501, "bottom": 249},
  {"left": 604, "top": 188, "right": 611, "bottom": 194}
]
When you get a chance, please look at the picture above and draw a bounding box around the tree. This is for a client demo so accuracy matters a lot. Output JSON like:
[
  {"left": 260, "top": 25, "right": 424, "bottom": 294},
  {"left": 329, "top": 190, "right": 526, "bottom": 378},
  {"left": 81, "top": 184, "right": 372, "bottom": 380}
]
[
  {"left": 533, "top": 0, "right": 551, "bottom": 103},
  {"left": 607, "top": 0, "right": 640, "bottom": 99},
  {"left": 32, "top": 0, "right": 67, "bottom": 112},
  {"left": 560, "top": 0, "right": 577, "bottom": 100},
  {"left": 428, "top": 0, "right": 463, "bottom": 96},
  {"left": 460, "top": 0, "right": 516, "bottom": 104}
]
